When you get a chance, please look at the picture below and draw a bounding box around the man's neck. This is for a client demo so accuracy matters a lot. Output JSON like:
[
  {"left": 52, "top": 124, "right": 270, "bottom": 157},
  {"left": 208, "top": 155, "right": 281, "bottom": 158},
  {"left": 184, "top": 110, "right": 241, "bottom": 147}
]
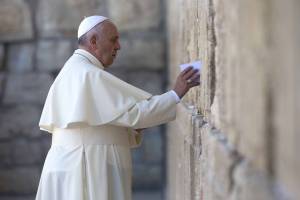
[{"left": 78, "top": 46, "right": 106, "bottom": 68}]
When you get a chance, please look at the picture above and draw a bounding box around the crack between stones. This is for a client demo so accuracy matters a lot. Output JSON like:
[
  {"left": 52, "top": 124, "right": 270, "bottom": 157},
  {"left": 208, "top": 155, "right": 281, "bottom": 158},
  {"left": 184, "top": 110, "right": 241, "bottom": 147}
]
[{"left": 208, "top": 0, "right": 217, "bottom": 106}]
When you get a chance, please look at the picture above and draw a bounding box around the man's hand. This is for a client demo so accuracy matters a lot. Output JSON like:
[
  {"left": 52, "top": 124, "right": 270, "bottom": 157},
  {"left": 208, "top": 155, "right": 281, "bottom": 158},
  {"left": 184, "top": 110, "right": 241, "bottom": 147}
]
[{"left": 173, "top": 66, "right": 200, "bottom": 98}]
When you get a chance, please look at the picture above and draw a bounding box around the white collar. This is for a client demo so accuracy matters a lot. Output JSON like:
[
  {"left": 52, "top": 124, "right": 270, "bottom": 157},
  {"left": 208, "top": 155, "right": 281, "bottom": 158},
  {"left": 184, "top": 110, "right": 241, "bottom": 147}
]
[{"left": 74, "top": 49, "right": 105, "bottom": 70}]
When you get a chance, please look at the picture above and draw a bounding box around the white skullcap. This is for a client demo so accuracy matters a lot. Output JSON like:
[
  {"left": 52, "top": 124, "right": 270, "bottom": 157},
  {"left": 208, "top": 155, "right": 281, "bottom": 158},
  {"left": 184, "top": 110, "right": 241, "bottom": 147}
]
[{"left": 78, "top": 15, "right": 109, "bottom": 39}]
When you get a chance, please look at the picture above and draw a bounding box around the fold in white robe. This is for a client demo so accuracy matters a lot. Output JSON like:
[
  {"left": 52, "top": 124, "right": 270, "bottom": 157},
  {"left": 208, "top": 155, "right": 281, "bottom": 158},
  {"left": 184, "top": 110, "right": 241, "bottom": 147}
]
[{"left": 35, "top": 49, "right": 178, "bottom": 200}]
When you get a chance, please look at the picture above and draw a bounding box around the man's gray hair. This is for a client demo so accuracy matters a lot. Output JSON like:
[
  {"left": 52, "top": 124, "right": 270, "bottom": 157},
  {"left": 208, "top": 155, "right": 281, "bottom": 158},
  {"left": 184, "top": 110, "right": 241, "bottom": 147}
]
[{"left": 78, "top": 34, "right": 88, "bottom": 45}]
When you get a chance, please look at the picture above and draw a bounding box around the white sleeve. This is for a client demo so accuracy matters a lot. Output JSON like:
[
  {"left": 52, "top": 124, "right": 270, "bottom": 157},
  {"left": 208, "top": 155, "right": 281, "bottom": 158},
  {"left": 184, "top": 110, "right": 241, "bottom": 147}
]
[
  {"left": 109, "top": 91, "right": 178, "bottom": 129},
  {"left": 170, "top": 90, "right": 181, "bottom": 103}
]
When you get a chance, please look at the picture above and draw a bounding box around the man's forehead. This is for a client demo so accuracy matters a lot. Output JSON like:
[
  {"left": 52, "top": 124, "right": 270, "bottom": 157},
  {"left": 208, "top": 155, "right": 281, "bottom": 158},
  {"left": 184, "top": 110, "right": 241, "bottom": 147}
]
[{"left": 98, "top": 21, "right": 119, "bottom": 36}]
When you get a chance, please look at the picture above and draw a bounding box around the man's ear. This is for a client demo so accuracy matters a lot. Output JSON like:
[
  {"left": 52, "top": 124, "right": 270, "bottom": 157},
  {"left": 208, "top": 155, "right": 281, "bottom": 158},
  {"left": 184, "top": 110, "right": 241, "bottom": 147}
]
[{"left": 90, "top": 35, "right": 97, "bottom": 49}]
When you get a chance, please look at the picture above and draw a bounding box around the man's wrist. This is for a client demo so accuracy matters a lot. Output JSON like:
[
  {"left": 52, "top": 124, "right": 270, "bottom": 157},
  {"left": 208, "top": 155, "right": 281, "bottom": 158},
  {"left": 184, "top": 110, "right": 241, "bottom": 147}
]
[{"left": 170, "top": 90, "right": 181, "bottom": 103}]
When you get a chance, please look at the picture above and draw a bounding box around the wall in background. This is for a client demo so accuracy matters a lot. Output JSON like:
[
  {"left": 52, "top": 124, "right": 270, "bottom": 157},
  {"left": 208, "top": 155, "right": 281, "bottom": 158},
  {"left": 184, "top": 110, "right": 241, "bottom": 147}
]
[{"left": 0, "top": 0, "right": 167, "bottom": 199}]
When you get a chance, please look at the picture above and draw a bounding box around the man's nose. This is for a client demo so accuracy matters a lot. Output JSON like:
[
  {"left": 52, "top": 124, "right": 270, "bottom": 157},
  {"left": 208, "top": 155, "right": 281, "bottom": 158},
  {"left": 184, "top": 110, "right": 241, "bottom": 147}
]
[{"left": 116, "top": 41, "right": 121, "bottom": 50}]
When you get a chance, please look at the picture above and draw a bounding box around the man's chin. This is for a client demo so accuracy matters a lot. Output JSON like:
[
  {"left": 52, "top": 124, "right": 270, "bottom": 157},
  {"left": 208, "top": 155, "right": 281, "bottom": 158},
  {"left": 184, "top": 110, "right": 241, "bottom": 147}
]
[{"left": 103, "top": 60, "right": 114, "bottom": 68}]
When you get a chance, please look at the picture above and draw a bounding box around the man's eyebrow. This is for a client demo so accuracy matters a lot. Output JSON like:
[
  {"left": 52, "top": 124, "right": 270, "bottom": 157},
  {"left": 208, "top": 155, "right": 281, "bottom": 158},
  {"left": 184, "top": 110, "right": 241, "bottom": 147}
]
[{"left": 111, "top": 35, "right": 119, "bottom": 40}]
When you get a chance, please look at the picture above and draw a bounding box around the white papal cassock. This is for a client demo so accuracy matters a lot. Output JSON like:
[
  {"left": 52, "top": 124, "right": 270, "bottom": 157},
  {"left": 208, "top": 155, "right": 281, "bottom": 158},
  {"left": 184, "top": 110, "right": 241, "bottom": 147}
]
[{"left": 35, "top": 49, "right": 178, "bottom": 200}]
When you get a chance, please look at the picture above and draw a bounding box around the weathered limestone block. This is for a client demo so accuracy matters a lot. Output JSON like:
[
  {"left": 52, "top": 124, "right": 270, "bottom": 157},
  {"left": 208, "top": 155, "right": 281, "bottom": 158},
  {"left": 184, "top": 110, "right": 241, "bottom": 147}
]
[
  {"left": 0, "top": 72, "right": 5, "bottom": 96},
  {"left": 0, "top": 196, "right": 35, "bottom": 200},
  {"left": 108, "top": 66, "right": 164, "bottom": 94},
  {"left": 3, "top": 73, "right": 53, "bottom": 104},
  {"left": 166, "top": 0, "right": 181, "bottom": 89},
  {"left": 234, "top": 0, "right": 270, "bottom": 172},
  {"left": 127, "top": 71, "right": 163, "bottom": 94},
  {"left": 230, "top": 160, "right": 273, "bottom": 200},
  {"left": 142, "top": 127, "right": 163, "bottom": 164},
  {"left": 194, "top": 0, "right": 210, "bottom": 114},
  {"left": 13, "top": 138, "right": 44, "bottom": 165},
  {"left": 112, "top": 37, "right": 164, "bottom": 69},
  {"left": 36, "top": 0, "right": 106, "bottom": 37},
  {"left": 131, "top": 127, "right": 164, "bottom": 188},
  {"left": 0, "top": 167, "right": 40, "bottom": 194},
  {"left": 131, "top": 127, "right": 163, "bottom": 169},
  {"left": 200, "top": 126, "right": 239, "bottom": 199},
  {"left": 40, "top": 135, "right": 52, "bottom": 158},
  {"left": 0, "top": 105, "right": 42, "bottom": 138},
  {"left": 167, "top": 0, "right": 209, "bottom": 113},
  {"left": 270, "top": 1, "right": 300, "bottom": 199},
  {"left": 7, "top": 43, "right": 35, "bottom": 73},
  {"left": 166, "top": 103, "right": 198, "bottom": 200},
  {"left": 212, "top": 0, "right": 270, "bottom": 172},
  {"left": 0, "top": 45, "right": 4, "bottom": 70},
  {"left": 108, "top": 0, "right": 161, "bottom": 31},
  {"left": 105, "top": 68, "right": 128, "bottom": 82},
  {"left": 167, "top": 119, "right": 186, "bottom": 200},
  {"left": 36, "top": 40, "right": 73, "bottom": 72},
  {"left": 0, "top": 142, "right": 12, "bottom": 166},
  {"left": 212, "top": 0, "right": 240, "bottom": 146},
  {"left": 0, "top": 0, "right": 33, "bottom": 41},
  {"left": 190, "top": 117, "right": 204, "bottom": 200},
  {"left": 133, "top": 164, "right": 162, "bottom": 189}
]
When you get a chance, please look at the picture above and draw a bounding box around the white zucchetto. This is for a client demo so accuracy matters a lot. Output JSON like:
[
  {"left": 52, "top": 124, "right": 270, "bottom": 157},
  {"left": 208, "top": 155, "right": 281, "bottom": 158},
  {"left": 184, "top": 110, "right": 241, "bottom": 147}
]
[{"left": 78, "top": 15, "right": 109, "bottom": 39}]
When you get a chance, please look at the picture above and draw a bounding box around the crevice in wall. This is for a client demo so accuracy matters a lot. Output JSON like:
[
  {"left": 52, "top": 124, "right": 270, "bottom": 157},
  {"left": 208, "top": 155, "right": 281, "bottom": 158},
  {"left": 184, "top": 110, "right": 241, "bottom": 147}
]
[
  {"left": 0, "top": 44, "right": 8, "bottom": 105},
  {"left": 208, "top": 0, "right": 217, "bottom": 106},
  {"left": 228, "top": 152, "right": 243, "bottom": 194},
  {"left": 265, "top": 80, "right": 275, "bottom": 178},
  {"left": 25, "top": 0, "right": 38, "bottom": 72},
  {"left": 189, "top": 108, "right": 245, "bottom": 196}
]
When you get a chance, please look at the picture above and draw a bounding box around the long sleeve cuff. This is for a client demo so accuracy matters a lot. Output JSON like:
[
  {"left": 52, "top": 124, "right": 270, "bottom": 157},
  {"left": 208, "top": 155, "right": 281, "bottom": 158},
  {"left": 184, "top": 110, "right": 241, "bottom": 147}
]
[{"left": 170, "top": 90, "right": 181, "bottom": 104}]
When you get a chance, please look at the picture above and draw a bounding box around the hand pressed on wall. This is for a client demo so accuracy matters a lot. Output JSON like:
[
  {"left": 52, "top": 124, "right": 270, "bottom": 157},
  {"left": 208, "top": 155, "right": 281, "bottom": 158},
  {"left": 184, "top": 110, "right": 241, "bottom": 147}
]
[{"left": 173, "top": 66, "right": 200, "bottom": 99}]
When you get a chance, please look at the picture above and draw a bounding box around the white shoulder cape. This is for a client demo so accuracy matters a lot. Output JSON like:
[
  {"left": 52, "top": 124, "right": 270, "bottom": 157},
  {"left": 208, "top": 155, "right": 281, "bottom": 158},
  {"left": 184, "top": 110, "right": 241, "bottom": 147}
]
[{"left": 39, "top": 49, "right": 152, "bottom": 133}]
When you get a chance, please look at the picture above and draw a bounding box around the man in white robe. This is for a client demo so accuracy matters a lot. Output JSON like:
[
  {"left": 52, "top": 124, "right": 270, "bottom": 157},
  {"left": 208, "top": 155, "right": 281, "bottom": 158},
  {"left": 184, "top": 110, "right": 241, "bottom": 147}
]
[{"left": 35, "top": 16, "right": 200, "bottom": 200}]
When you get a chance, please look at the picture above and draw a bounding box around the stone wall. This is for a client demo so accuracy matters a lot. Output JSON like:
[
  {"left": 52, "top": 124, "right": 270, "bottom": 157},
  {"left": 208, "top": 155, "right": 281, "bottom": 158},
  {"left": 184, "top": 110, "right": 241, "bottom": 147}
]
[
  {"left": 166, "top": 0, "right": 300, "bottom": 199},
  {"left": 0, "top": 0, "right": 167, "bottom": 199}
]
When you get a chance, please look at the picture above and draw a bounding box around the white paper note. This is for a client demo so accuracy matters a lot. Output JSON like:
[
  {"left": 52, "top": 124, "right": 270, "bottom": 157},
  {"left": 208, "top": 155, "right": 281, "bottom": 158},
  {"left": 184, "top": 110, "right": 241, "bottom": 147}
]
[{"left": 179, "top": 60, "right": 202, "bottom": 72}]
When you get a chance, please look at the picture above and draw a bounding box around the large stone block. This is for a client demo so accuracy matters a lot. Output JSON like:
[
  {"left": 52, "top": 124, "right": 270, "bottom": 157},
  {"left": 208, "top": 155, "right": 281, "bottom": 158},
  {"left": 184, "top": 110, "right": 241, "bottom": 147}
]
[
  {"left": 127, "top": 71, "right": 164, "bottom": 94},
  {"left": 0, "top": 167, "right": 40, "bottom": 194},
  {"left": 0, "top": 105, "right": 42, "bottom": 138},
  {"left": 0, "top": 44, "right": 4, "bottom": 70},
  {"left": 199, "top": 126, "right": 240, "bottom": 199},
  {"left": 108, "top": 0, "right": 161, "bottom": 31},
  {"left": 0, "top": 0, "right": 33, "bottom": 41},
  {"left": 270, "top": 1, "right": 300, "bottom": 199},
  {"left": 36, "top": 0, "right": 106, "bottom": 37},
  {"left": 0, "top": 72, "right": 5, "bottom": 96},
  {"left": 7, "top": 43, "right": 34, "bottom": 73},
  {"left": 112, "top": 37, "right": 164, "bottom": 70},
  {"left": 0, "top": 142, "right": 12, "bottom": 166},
  {"left": 131, "top": 127, "right": 163, "bottom": 164},
  {"left": 3, "top": 73, "right": 53, "bottom": 104},
  {"left": 106, "top": 69, "right": 165, "bottom": 94},
  {"left": 166, "top": 103, "right": 194, "bottom": 200},
  {"left": 234, "top": 0, "right": 270, "bottom": 171},
  {"left": 13, "top": 138, "right": 44, "bottom": 165},
  {"left": 212, "top": 0, "right": 240, "bottom": 141},
  {"left": 0, "top": 196, "right": 35, "bottom": 200},
  {"left": 141, "top": 127, "right": 163, "bottom": 164},
  {"left": 230, "top": 160, "right": 274, "bottom": 200},
  {"left": 36, "top": 40, "right": 73, "bottom": 72},
  {"left": 105, "top": 68, "right": 129, "bottom": 82},
  {"left": 213, "top": 0, "right": 269, "bottom": 171},
  {"left": 132, "top": 164, "right": 162, "bottom": 189}
]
